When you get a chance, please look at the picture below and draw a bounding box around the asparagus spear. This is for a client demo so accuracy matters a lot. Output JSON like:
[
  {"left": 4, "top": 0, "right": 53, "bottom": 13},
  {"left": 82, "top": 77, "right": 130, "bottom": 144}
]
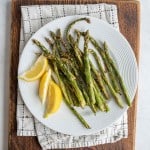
[
  {"left": 69, "top": 106, "right": 91, "bottom": 128},
  {"left": 90, "top": 49, "right": 123, "bottom": 108},
  {"left": 32, "top": 39, "right": 50, "bottom": 55},
  {"left": 89, "top": 36, "right": 121, "bottom": 94},
  {"left": 105, "top": 61, "right": 121, "bottom": 93},
  {"left": 93, "top": 79, "right": 109, "bottom": 112},
  {"left": 45, "top": 37, "right": 53, "bottom": 50},
  {"left": 82, "top": 90, "right": 97, "bottom": 114},
  {"left": 83, "top": 30, "right": 96, "bottom": 105},
  {"left": 104, "top": 42, "right": 131, "bottom": 106},
  {"left": 90, "top": 61, "right": 109, "bottom": 99},
  {"left": 69, "top": 34, "right": 83, "bottom": 66},
  {"left": 93, "top": 84, "right": 106, "bottom": 111}
]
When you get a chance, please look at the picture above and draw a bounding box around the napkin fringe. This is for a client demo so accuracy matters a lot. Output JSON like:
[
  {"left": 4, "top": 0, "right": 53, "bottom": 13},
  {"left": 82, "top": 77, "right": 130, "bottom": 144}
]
[{"left": 41, "top": 135, "right": 128, "bottom": 149}]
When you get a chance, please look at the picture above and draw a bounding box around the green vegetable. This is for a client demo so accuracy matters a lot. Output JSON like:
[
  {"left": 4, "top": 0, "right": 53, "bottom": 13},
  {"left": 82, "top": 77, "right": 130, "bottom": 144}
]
[
  {"left": 103, "top": 42, "right": 131, "bottom": 106},
  {"left": 90, "top": 49, "right": 123, "bottom": 108},
  {"left": 83, "top": 30, "right": 96, "bottom": 105}
]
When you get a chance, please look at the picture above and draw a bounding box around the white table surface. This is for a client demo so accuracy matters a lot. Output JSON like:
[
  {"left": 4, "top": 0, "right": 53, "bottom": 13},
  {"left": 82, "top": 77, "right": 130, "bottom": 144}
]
[{"left": 0, "top": 0, "right": 150, "bottom": 149}]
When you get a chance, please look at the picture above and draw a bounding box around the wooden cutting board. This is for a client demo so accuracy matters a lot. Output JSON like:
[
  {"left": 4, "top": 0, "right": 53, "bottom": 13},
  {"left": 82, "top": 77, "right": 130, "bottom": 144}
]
[{"left": 9, "top": 0, "right": 140, "bottom": 149}]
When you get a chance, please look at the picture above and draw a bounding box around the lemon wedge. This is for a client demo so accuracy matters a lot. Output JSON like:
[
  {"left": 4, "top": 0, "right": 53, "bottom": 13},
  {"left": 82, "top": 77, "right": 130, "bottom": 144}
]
[
  {"left": 39, "top": 69, "right": 51, "bottom": 104},
  {"left": 44, "top": 80, "right": 62, "bottom": 118},
  {"left": 19, "top": 55, "right": 48, "bottom": 81}
]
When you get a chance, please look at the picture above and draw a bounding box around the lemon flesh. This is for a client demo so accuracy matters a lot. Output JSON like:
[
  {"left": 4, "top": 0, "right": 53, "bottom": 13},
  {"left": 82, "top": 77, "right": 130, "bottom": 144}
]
[
  {"left": 39, "top": 69, "right": 51, "bottom": 104},
  {"left": 44, "top": 80, "right": 62, "bottom": 118},
  {"left": 19, "top": 55, "right": 48, "bottom": 81}
]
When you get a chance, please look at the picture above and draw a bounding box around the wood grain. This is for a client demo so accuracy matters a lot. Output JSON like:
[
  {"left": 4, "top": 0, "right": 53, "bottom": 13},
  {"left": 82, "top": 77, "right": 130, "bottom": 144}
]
[{"left": 9, "top": 0, "right": 140, "bottom": 150}]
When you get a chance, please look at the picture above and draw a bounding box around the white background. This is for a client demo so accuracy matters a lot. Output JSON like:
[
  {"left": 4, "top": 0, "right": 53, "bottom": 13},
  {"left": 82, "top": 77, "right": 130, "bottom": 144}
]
[{"left": 0, "top": 0, "right": 150, "bottom": 149}]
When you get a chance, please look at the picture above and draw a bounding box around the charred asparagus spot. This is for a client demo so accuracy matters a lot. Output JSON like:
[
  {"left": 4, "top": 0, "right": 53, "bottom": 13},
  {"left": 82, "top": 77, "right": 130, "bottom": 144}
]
[
  {"left": 56, "top": 28, "right": 61, "bottom": 39},
  {"left": 90, "top": 60, "right": 109, "bottom": 100},
  {"left": 74, "top": 29, "right": 81, "bottom": 46},
  {"left": 45, "top": 37, "right": 53, "bottom": 49},
  {"left": 83, "top": 30, "right": 96, "bottom": 105}
]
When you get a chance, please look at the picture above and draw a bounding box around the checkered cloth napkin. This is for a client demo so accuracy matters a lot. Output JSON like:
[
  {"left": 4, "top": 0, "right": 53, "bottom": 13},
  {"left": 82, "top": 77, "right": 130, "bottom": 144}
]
[{"left": 17, "top": 4, "right": 128, "bottom": 149}]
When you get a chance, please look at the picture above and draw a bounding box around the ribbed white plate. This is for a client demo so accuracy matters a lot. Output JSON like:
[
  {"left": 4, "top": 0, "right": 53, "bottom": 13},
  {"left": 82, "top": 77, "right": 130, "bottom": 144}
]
[{"left": 18, "top": 15, "right": 138, "bottom": 136}]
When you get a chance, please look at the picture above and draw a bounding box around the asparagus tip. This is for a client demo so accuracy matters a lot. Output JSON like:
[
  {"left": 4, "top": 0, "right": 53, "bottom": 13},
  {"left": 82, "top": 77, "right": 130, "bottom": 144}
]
[
  {"left": 32, "top": 39, "right": 36, "bottom": 43},
  {"left": 45, "top": 37, "right": 50, "bottom": 43},
  {"left": 50, "top": 30, "right": 55, "bottom": 37},
  {"left": 85, "top": 18, "right": 91, "bottom": 24}
]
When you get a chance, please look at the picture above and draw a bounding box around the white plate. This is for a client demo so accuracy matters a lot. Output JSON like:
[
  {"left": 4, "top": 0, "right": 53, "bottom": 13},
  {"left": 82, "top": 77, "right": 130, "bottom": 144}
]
[{"left": 18, "top": 15, "right": 138, "bottom": 136}]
